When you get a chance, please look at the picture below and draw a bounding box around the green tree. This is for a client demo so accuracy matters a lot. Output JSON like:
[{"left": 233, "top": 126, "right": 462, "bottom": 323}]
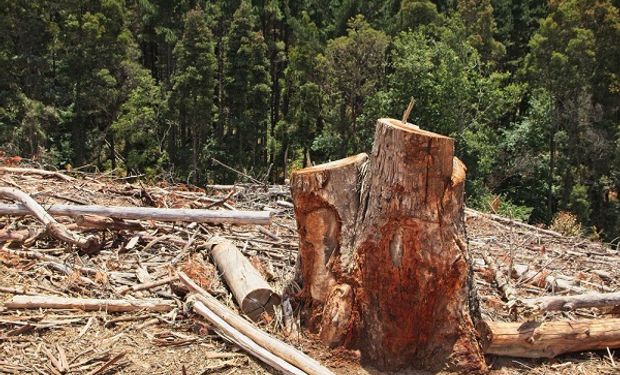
[
  {"left": 375, "top": 19, "right": 521, "bottom": 198},
  {"left": 398, "top": 0, "right": 442, "bottom": 31},
  {"left": 524, "top": 0, "right": 620, "bottom": 231},
  {"left": 168, "top": 6, "right": 217, "bottom": 182},
  {"left": 457, "top": 0, "right": 505, "bottom": 63},
  {"left": 278, "top": 11, "right": 326, "bottom": 174},
  {"left": 320, "top": 15, "right": 389, "bottom": 157},
  {"left": 224, "top": 0, "right": 272, "bottom": 176}
]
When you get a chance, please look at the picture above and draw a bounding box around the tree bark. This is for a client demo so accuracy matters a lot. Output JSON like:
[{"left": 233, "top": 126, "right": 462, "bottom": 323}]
[
  {"left": 290, "top": 118, "right": 485, "bottom": 372},
  {"left": 480, "top": 319, "right": 620, "bottom": 358}
]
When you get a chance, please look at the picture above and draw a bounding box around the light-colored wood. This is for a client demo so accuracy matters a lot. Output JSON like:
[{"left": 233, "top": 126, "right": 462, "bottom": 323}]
[
  {"left": 178, "top": 271, "right": 335, "bottom": 375},
  {"left": 4, "top": 295, "right": 174, "bottom": 313},
  {"left": 0, "top": 166, "right": 75, "bottom": 181},
  {"left": 0, "top": 187, "right": 100, "bottom": 252},
  {"left": 0, "top": 202, "right": 271, "bottom": 225},
  {"left": 482, "top": 251, "right": 517, "bottom": 302},
  {"left": 191, "top": 298, "right": 306, "bottom": 375},
  {"left": 210, "top": 238, "right": 281, "bottom": 321},
  {"left": 290, "top": 118, "right": 485, "bottom": 372},
  {"left": 480, "top": 319, "right": 620, "bottom": 358},
  {"left": 521, "top": 292, "right": 620, "bottom": 312}
]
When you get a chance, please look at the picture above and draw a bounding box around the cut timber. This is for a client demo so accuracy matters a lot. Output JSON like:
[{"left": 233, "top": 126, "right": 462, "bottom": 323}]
[
  {"left": 4, "top": 295, "right": 174, "bottom": 313},
  {"left": 0, "top": 203, "right": 270, "bottom": 225},
  {"left": 480, "top": 319, "right": 620, "bottom": 358},
  {"left": 0, "top": 187, "right": 100, "bottom": 252},
  {"left": 521, "top": 292, "right": 620, "bottom": 312},
  {"left": 290, "top": 118, "right": 485, "bottom": 372},
  {"left": 179, "top": 271, "right": 335, "bottom": 375},
  {"left": 210, "top": 238, "right": 281, "bottom": 321},
  {"left": 191, "top": 298, "right": 306, "bottom": 375}
]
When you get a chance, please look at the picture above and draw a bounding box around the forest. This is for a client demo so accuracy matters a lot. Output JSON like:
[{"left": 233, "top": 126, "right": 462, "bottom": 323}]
[{"left": 0, "top": 0, "right": 619, "bottom": 239}]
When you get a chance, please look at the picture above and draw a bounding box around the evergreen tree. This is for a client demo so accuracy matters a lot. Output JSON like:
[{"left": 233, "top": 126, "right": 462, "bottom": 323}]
[
  {"left": 169, "top": 5, "right": 217, "bottom": 182},
  {"left": 224, "top": 0, "right": 272, "bottom": 175},
  {"left": 320, "top": 15, "right": 389, "bottom": 157}
]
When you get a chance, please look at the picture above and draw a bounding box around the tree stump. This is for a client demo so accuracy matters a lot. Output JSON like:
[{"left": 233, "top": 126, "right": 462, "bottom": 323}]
[{"left": 290, "top": 118, "right": 486, "bottom": 372}]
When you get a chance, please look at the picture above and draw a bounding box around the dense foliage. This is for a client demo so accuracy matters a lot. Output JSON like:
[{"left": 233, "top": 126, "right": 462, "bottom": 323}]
[{"left": 1, "top": 0, "right": 619, "bottom": 238}]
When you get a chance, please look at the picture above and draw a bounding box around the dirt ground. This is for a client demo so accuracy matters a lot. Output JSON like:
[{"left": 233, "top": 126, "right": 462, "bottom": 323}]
[{"left": 0, "top": 168, "right": 618, "bottom": 374}]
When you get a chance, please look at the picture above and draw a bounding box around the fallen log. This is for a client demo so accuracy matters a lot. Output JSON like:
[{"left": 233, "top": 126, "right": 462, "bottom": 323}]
[
  {"left": 512, "top": 264, "right": 589, "bottom": 294},
  {"left": 178, "top": 271, "right": 334, "bottom": 375},
  {"left": 210, "top": 238, "right": 281, "bottom": 321},
  {"left": 0, "top": 203, "right": 271, "bottom": 225},
  {"left": 4, "top": 295, "right": 174, "bottom": 313},
  {"left": 521, "top": 292, "right": 620, "bottom": 312},
  {"left": 480, "top": 319, "right": 620, "bottom": 358},
  {"left": 190, "top": 298, "right": 306, "bottom": 375},
  {"left": 290, "top": 119, "right": 485, "bottom": 372},
  {"left": 0, "top": 166, "right": 75, "bottom": 181},
  {"left": 0, "top": 187, "right": 100, "bottom": 252}
]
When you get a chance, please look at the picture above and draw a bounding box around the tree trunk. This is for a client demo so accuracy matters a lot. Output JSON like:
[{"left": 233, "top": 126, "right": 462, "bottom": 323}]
[{"left": 290, "top": 118, "right": 485, "bottom": 372}]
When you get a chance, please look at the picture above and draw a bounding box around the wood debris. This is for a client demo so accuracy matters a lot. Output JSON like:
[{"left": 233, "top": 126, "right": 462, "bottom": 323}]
[{"left": 0, "top": 165, "right": 619, "bottom": 374}]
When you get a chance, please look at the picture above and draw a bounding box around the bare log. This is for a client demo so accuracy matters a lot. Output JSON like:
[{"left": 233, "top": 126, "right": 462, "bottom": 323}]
[
  {"left": 210, "top": 238, "right": 281, "bottom": 321},
  {"left": 480, "top": 319, "right": 620, "bottom": 358},
  {"left": 290, "top": 119, "right": 485, "bottom": 372},
  {"left": 4, "top": 295, "right": 174, "bottom": 313},
  {"left": 0, "top": 187, "right": 100, "bottom": 252},
  {"left": 190, "top": 298, "right": 306, "bottom": 375},
  {"left": 178, "top": 271, "right": 335, "bottom": 375},
  {"left": 521, "top": 292, "right": 620, "bottom": 312},
  {"left": 0, "top": 202, "right": 271, "bottom": 225},
  {"left": 0, "top": 166, "right": 75, "bottom": 181}
]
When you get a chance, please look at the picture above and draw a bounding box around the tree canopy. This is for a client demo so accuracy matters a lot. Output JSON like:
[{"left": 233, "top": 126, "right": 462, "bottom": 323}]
[{"left": 1, "top": 0, "right": 619, "bottom": 239}]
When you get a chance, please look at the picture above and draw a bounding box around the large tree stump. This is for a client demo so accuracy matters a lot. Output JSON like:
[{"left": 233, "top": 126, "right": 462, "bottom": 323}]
[{"left": 290, "top": 119, "right": 486, "bottom": 372}]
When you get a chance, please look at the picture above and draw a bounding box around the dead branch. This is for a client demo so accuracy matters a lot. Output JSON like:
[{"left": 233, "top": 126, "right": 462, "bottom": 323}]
[
  {"left": 0, "top": 187, "right": 100, "bottom": 252},
  {"left": 178, "top": 271, "right": 335, "bottom": 375}
]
